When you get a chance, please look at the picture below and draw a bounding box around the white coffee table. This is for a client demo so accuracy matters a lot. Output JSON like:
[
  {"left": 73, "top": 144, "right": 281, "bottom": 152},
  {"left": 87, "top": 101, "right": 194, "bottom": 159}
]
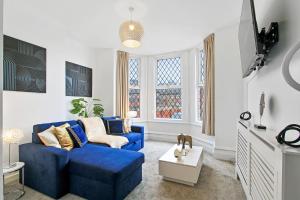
[{"left": 159, "top": 144, "right": 203, "bottom": 186}]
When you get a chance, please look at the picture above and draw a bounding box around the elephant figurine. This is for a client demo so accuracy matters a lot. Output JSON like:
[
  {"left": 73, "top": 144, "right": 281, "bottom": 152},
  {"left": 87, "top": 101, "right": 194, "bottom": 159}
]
[
  {"left": 184, "top": 135, "right": 192, "bottom": 149},
  {"left": 177, "top": 134, "right": 193, "bottom": 150}
]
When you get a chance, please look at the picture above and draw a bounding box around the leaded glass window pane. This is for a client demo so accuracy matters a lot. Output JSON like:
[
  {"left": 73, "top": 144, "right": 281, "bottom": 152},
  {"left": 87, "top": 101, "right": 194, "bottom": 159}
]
[
  {"left": 197, "top": 50, "right": 205, "bottom": 121},
  {"left": 128, "top": 58, "right": 140, "bottom": 118},
  {"left": 197, "top": 85, "right": 205, "bottom": 121},
  {"left": 157, "top": 57, "right": 181, "bottom": 87},
  {"left": 155, "top": 57, "right": 182, "bottom": 119},
  {"left": 129, "top": 58, "right": 139, "bottom": 87},
  {"left": 156, "top": 88, "right": 182, "bottom": 119},
  {"left": 199, "top": 50, "right": 205, "bottom": 85},
  {"left": 129, "top": 88, "right": 140, "bottom": 117}
]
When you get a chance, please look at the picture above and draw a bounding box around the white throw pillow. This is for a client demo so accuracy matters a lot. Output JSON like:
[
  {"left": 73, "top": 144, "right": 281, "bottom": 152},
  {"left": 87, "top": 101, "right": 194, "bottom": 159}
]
[
  {"left": 38, "top": 126, "right": 61, "bottom": 148},
  {"left": 80, "top": 117, "right": 107, "bottom": 141}
]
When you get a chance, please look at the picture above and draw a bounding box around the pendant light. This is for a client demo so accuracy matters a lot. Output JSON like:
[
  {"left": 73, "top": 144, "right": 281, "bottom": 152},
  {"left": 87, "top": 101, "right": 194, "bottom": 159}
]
[{"left": 119, "top": 7, "right": 144, "bottom": 48}]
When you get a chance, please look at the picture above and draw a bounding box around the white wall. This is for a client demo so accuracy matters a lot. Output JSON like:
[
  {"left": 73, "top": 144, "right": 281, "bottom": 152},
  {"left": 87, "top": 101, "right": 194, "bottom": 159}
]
[
  {"left": 214, "top": 25, "right": 243, "bottom": 159},
  {"left": 2, "top": 2, "right": 99, "bottom": 165},
  {"left": 247, "top": 0, "right": 300, "bottom": 132},
  {"left": 94, "top": 49, "right": 116, "bottom": 116}
]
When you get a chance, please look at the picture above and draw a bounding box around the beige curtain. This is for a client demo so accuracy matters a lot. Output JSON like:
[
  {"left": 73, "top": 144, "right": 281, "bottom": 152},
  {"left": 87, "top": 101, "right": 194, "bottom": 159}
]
[
  {"left": 116, "top": 51, "right": 129, "bottom": 119},
  {"left": 202, "top": 33, "right": 215, "bottom": 136}
]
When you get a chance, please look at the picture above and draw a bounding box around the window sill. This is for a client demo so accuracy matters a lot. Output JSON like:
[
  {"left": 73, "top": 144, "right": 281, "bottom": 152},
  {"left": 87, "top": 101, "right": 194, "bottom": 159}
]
[
  {"left": 132, "top": 119, "right": 203, "bottom": 127},
  {"left": 132, "top": 118, "right": 147, "bottom": 123},
  {"left": 190, "top": 121, "right": 202, "bottom": 127},
  {"left": 147, "top": 119, "right": 189, "bottom": 125}
]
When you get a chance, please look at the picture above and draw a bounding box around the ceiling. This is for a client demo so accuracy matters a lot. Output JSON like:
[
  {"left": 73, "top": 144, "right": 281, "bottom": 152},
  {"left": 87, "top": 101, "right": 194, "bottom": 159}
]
[{"left": 4, "top": 0, "right": 243, "bottom": 55}]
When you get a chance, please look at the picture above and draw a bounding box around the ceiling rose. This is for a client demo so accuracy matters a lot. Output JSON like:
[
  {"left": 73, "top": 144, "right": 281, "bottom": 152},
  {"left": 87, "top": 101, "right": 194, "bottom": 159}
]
[{"left": 119, "top": 7, "right": 144, "bottom": 48}]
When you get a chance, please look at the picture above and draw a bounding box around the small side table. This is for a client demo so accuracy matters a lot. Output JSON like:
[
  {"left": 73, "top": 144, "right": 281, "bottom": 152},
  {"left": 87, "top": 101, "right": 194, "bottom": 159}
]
[{"left": 3, "top": 162, "right": 25, "bottom": 199}]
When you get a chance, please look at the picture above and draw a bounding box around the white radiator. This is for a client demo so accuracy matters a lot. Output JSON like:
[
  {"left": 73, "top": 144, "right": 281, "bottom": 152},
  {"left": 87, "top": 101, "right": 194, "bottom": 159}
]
[
  {"left": 250, "top": 146, "right": 275, "bottom": 200},
  {"left": 237, "top": 131, "right": 248, "bottom": 184},
  {"left": 236, "top": 121, "right": 300, "bottom": 200}
]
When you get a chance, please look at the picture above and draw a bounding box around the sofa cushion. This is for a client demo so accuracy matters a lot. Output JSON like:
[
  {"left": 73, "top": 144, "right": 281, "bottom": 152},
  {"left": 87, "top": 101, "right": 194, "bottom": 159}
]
[
  {"left": 68, "top": 144, "right": 144, "bottom": 184},
  {"left": 37, "top": 126, "right": 61, "bottom": 148},
  {"left": 53, "top": 123, "right": 74, "bottom": 151},
  {"left": 101, "top": 116, "right": 120, "bottom": 132},
  {"left": 107, "top": 119, "right": 124, "bottom": 135},
  {"left": 67, "top": 124, "right": 88, "bottom": 148},
  {"left": 33, "top": 120, "right": 80, "bottom": 144},
  {"left": 123, "top": 132, "right": 142, "bottom": 144}
]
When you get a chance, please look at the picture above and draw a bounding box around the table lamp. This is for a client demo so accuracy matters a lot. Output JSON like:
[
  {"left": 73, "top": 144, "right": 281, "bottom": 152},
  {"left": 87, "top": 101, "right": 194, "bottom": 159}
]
[
  {"left": 125, "top": 111, "right": 137, "bottom": 133},
  {"left": 128, "top": 111, "right": 137, "bottom": 119},
  {"left": 3, "top": 128, "right": 24, "bottom": 168}
]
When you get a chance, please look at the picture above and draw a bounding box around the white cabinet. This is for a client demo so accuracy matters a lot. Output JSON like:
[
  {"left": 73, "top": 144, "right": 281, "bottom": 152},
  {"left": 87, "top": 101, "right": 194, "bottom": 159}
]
[{"left": 236, "top": 121, "right": 300, "bottom": 200}]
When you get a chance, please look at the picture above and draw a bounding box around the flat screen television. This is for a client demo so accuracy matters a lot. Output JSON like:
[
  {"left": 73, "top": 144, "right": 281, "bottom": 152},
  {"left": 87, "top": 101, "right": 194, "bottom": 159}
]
[{"left": 239, "top": 0, "right": 279, "bottom": 78}]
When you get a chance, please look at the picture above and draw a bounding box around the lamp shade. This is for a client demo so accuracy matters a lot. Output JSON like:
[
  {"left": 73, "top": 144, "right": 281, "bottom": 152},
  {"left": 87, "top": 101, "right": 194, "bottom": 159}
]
[
  {"left": 3, "top": 128, "right": 24, "bottom": 144},
  {"left": 119, "top": 20, "right": 144, "bottom": 48},
  {"left": 127, "top": 111, "right": 137, "bottom": 118}
]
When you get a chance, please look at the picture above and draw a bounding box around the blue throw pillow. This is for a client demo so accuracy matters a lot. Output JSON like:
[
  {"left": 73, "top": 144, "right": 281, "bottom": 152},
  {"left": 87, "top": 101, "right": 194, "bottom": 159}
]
[
  {"left": 67, "top": 124, "right": 88, "bottom": 148},
  {"left": 107, "top": 119, "right": 124, "bottom": 135},
  {"left": 101, "top": 116, "right": 120, "bottom": 132}
]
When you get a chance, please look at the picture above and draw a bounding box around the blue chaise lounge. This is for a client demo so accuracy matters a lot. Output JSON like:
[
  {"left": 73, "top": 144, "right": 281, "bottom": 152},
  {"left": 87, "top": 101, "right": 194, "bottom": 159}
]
[{"left": 19, "top": 117, "right": 145, "bottom": 200}]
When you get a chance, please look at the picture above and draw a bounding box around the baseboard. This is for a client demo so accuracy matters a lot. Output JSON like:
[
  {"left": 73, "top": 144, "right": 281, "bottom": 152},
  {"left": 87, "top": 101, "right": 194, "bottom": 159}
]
[
  {"left": 144, "top": 132, "right": 150, "bottom": 140},
  {"left": 4, "top": 172, "right": 19, "bottom": 184},
  {"left": 145, "top": 131, "right": 215, "bottom": 154},
  {"left": 214, "top": 146, "right": 236, "bottom": 162}
]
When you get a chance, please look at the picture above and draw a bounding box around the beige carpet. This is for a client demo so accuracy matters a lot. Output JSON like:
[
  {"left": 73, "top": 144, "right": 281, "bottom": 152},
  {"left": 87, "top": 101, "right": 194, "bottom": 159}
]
[{"left": 5, "top": 141, "right": 246, "bottom": 200}]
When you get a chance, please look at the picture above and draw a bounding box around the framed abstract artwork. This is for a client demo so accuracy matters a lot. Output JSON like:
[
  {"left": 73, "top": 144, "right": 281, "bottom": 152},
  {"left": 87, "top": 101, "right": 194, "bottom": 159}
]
[
  {"left": 3, "top": 35, "right": 47, "bottom": 93},
  {"left": 65, "top": 61, "right": 92, "bottom": 97}
]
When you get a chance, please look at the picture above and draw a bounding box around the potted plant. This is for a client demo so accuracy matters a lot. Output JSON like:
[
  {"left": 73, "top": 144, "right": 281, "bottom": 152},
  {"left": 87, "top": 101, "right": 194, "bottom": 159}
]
[{"left": 70, "top": 98, "right": 104, "bottom": 118}]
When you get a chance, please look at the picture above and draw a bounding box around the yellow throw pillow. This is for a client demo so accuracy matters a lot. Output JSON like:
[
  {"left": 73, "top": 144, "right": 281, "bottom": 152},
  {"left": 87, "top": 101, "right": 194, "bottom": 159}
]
[
  {"left": 53, "top": 123, "right": 74, "bottom": 151},
  {"left": 38, "top": 126, "right": 61, "bottom": 148}
]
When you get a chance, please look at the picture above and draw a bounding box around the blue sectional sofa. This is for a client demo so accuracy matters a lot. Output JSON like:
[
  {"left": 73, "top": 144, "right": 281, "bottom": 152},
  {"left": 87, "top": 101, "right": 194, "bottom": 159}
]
[{"left": 19, "top": 117, "right": 145, "bottom": 200}]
